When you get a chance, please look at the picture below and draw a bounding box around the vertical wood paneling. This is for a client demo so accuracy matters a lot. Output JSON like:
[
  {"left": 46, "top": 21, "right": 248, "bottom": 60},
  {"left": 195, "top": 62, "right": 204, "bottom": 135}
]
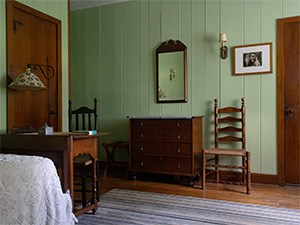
[
  {"left": 161, "top": 0, "right": 181, "bottom": 115},
  {"left": 123, "top": 1, "right": 140, "bottom": 117},
  {"left": 244, "top": 0, "right": 262, "bottom": 173},
  {"left": 148, "top": 0, "right": 161, "bottom": 115},
  {"left": 220, "top": 0, "right": 244, "bottom": 107},
  {"left": 204, "top": 0, "right": 220, "bottom": 148},
  {"left": 67, "top": 0, "right": 300, "bottom": 174},
  {"left": 140, "top": 1, "right": 150, "bottom": 115},
  {"left": 83, "top": 8, "right": 100, "bottom": 100},
  {"left": 113, "top": 3, "right": 125, "bottom": 139},
  {"left": 101, "top": 5, "right": 115, "bottom": 130},
  {"left": 260, "top": 0, "right": 282, "bottom": 174},
  {"left": 283, "top": 0, "right": 300, "bottom": 17}
]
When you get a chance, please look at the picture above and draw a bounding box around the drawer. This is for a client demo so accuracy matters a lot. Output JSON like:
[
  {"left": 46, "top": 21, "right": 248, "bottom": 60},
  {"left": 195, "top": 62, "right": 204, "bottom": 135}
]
[
  {"left": 131, "top": 155, "right": 192, "bottom": 174},
  {"left": 131, "top": 129, "right": 192, "bottom": 141},
  {"left": 131, "top": 141, "right": 191, "bottom": 156},
  {"left": 131, "top": 119, "right": 192, "bottom": 129}
]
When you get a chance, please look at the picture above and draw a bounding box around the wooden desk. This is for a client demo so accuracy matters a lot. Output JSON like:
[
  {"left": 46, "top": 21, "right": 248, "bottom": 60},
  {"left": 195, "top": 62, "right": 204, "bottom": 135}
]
[{"left": 0, "top": 132, "right": 110, "bottom": 216}]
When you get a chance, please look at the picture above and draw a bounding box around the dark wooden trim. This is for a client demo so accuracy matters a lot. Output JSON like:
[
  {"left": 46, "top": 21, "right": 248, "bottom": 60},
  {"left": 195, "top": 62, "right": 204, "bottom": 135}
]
[{"left": 277, "top": 16, "right": 300, "bottom": 186}]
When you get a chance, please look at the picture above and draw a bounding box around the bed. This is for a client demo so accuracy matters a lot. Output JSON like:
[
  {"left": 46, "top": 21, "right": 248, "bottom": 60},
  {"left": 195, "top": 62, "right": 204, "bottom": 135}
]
[{"left": 0, "top": 153, "right": 78, "bottom": 225}]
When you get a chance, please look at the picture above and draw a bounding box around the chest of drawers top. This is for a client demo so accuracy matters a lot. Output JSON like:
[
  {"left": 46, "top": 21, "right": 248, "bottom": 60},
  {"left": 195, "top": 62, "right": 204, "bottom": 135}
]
[{"left": 130, "top": 116, "right": 202, "bottom": 129}]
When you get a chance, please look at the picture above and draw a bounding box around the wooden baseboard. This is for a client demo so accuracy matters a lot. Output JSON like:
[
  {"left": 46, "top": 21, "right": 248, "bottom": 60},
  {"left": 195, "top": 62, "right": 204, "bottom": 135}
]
[{"left": 252, "top": 173, "right": 278, "bottom": 185}]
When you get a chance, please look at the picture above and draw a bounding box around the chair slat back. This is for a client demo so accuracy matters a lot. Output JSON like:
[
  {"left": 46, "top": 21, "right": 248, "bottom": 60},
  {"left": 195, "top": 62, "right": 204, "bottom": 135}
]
[
  {"left": 68, "top": 98, "right": 98, "bottom": 132},
  {"left": 214, "top": 97, "right": 245, "bottom": 149}
]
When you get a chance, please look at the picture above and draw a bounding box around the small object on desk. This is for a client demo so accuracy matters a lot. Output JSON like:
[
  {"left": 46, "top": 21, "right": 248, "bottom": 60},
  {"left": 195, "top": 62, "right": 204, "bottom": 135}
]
[
  {"left": 72, "top": 130, "right": 97, "bottom": 135},
  {"left": 9, "top": 127, "right": 36, "bottom": 134},
  {"left": 38, "top": 123, "right": 53, "bottom": 135}
]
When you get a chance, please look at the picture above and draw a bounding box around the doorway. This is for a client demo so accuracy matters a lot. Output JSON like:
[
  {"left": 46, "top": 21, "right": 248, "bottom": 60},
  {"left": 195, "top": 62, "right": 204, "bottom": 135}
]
[
  {"left": 277, "top": 16, "right": 300, "bottom": 186},
  {"left": 6, "top": 0, "right": 62, "bottom": 131}
]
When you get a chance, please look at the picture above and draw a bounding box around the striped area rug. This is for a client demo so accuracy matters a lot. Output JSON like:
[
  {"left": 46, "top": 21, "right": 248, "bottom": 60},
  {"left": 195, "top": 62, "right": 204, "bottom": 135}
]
[{"left": 77, "top": 189, "right": 300, "bottom": 225}]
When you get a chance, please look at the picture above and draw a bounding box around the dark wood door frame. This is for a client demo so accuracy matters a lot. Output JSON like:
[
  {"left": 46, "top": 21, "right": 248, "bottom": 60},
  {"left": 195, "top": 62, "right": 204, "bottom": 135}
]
[
  {"left": 6, "top": 0, "right": 62, "bottom": 131},
  {"left": 277, "top": 16, "right": 300, "bottom": 186}
]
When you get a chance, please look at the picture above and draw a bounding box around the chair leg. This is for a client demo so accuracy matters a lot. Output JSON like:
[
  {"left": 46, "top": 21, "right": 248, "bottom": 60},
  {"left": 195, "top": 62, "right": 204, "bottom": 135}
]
[
  {"left": 215, "top": 155, "right": 219, "bottom": 182},
  {"left": 103, "top": 145, "right": 111, "bottom": 178},
  {"left": 201, "top": 151, "right": 206, "bottom": 190},
  {"left": 246, "top": 151, "right": 251, "bottom": 194}
]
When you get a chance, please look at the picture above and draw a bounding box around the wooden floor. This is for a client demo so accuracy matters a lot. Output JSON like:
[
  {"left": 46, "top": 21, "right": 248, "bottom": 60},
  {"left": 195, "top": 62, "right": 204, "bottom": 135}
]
[{"left": 99, "top": 170, "right": 300, "bottom": 210}]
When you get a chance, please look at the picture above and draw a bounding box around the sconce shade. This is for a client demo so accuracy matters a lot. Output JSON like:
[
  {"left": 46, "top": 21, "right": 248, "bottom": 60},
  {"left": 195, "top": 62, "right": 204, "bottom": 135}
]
[
  {"left": 8, "top": 67, "right": 47, "bottom": 91},
  {"left": 219, "top": 32, "right": 227, "bottom": 43}
]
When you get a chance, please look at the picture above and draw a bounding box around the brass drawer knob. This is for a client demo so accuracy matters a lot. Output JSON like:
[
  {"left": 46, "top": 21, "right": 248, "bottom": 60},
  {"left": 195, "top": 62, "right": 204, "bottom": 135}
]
[
  {"left": 177, "top": 148, "right": 181, "bottom": 153},
  {"left": 140, "top": 161, "right": 144, "bottom": 166},
  {"left": 140, "top": 133, "right": 144, "bottom": 138},
  {"left": 177, "top": 134, "right": 181, "bottom": 139},
  {"left": 177, "top": 122, "right": 180, "bottom": 127},
  {"left": 177, "top": 163, "right": 181, "bottom": 169},
  {"left": 140, "top": 147, "right": 144, "bottom": 151},
  {"left": 140, "top": 122, "right": 144, "bottom": 126}
]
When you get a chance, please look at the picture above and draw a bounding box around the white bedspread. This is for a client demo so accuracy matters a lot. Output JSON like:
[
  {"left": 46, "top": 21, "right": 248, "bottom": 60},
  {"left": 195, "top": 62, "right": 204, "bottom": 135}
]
[{"left": 0, "top": 154, "right": 77, "bottom": 225}]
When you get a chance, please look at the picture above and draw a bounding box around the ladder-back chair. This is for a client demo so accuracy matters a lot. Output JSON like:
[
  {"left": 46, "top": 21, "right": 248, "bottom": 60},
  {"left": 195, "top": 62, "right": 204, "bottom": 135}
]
[
  {"left": 68, "top": 98, "right": 99, "bottom": 207},
  {"left": 201, "top": 97, "right": 251, "bottom": 194}
]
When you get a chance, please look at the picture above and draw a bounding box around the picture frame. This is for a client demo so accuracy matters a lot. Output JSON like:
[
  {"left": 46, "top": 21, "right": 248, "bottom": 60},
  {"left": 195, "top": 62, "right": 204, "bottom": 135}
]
[{"left": 233, "top": 42, "right": 272, "bottom": 75}]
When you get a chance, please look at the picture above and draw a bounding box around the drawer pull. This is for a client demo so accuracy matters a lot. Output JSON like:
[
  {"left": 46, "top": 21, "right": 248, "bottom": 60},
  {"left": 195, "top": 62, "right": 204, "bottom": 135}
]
[
  {"left": 140, "top": 133, "right": 144, "bottom": 138},
  {"left": 177, "top": 134, "right": 181, "bottom": 139},
  {"left": 177, "top": 148, "right": 181, "bottom": 153},
  {"left": 140, "top": 122, "right": 144, "bottom": 126},
  {"left": 159, "top": 157, "right": 162, "bottom": 161},
  {"left": 140, "top": 147, "right": 144, "bottom": 151},
  {"left": 177, "top": 163, "right": 181, "bottom": 169},
  {"left": 177, "top": 122, "right": 180, "bottom": 127},
  {"left": 140, "top": 161, "right": 144, "bottom": 166}
]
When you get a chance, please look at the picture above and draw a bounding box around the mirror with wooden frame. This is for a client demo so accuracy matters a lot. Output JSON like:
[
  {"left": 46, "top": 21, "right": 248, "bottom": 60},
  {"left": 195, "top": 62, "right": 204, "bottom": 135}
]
[{"left": 156, "top": 39, "right": 187, "bottom": 103}]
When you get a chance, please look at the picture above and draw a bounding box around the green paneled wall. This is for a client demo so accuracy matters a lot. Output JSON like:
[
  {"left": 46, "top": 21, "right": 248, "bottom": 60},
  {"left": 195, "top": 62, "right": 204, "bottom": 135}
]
[
  {"left": 70, "top": 0, "right": 300, "bottom": 174},
  {"left": 0, "top": 0, "right": 69, "bottom": 132}
]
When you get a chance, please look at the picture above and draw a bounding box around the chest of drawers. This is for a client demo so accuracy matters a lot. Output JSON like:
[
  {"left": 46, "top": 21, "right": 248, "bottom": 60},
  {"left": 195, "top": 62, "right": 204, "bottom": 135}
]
[{"left": 129, "top": 117, "right": 203, "bottom": 182}]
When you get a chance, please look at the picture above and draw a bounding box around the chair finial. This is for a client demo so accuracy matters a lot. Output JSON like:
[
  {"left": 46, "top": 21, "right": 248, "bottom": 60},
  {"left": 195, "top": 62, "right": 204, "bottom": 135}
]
[
  {"left": 241, "top": 97, "right": 245, "bottom": 107},
  {"left": 214, "top": 98, "right": 218, "bottom": 106}
]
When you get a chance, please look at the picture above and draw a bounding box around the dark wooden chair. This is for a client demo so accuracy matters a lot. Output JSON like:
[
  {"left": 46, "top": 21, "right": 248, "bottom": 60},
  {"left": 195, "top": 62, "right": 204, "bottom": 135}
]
[
  {"left": 68, "top": 98, "right": 99, "bottom": 207},
  {"left": 201, "top": 97, "right": 251, "bottom": 194}
]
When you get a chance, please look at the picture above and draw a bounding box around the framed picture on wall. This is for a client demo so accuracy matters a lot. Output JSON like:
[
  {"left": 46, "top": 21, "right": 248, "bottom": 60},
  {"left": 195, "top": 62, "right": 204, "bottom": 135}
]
[{"left": 233, "top": 43, "right": 272, "bottom": 75}]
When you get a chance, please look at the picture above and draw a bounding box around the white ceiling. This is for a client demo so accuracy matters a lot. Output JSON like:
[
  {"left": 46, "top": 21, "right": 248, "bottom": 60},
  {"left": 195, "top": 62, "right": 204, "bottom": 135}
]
[{"left": 70, "top": 0, "right": 130, "bottom": 11}]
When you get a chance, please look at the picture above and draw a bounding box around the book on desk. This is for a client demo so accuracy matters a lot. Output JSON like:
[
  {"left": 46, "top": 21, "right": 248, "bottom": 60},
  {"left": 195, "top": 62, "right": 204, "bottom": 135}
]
[{"left": 71, "top": 130, "right": 97, "bottom": 135}]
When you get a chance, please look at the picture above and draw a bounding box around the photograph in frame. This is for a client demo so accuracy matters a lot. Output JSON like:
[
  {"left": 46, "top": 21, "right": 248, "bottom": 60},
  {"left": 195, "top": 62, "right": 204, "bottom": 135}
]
[{"left": 233, "top": 43, "right": 272, "bottom": 75}]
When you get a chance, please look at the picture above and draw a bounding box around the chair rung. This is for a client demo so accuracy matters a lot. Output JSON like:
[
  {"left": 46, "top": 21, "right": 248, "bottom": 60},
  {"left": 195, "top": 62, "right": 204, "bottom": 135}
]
[
  {"left": 206, "top": 179, "right": 245, "bottom": 186},
  {"left": 219, "top": 126, "right": 242, "bottom": 133},
  {"left": 218, "top": 136, "right": 242, "bottom": 142},
  {"left": 206, "top": 164, "right": 245, "bottom": 169},
  {"left": 218, "top": 116, "right": 242, "bottom": 123}
]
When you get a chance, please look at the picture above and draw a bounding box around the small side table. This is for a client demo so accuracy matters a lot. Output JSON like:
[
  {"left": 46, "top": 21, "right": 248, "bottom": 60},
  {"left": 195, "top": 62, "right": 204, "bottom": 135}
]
[{"left": 102, "top": 141, "right": 129, "bottom": 178}]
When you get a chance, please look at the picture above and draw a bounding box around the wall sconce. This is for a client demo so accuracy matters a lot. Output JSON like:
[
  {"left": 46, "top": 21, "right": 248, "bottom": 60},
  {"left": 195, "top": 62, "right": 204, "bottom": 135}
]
[
  {"left": 219, "top": 32, "right": 228, "bottom": 60},
  {"left": 8, "top": 58, "right": 54, "bottom": 126}
]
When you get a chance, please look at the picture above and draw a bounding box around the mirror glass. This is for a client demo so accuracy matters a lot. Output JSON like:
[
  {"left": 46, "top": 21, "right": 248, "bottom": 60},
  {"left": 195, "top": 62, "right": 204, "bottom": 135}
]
[{"left": 156, "top": 40, "right": 187, "bottom": 103}]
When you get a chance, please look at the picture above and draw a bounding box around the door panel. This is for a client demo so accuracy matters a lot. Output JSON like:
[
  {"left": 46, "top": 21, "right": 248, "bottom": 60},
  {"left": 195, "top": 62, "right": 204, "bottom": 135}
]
[
  {"left": 6, "top": 0, "right": 62, "bottom": 131},
  {"left": 284, "top": 20, "right": 300, "bottom": 185},
  {"left": 278, "top": 16, "right": 300, "bottom": 185}
]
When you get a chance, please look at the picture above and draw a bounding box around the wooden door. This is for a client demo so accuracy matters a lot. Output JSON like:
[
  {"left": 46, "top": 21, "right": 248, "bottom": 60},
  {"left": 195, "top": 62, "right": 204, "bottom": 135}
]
[
  {"left": 6, "top": 0, "right": 62, "bottom": 132},
  {"left": 277, "top": 16, "right": 300, "bottom": 185}
]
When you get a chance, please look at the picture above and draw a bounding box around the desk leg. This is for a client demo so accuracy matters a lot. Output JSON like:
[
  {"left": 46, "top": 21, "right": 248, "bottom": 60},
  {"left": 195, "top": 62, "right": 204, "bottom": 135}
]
[{"left": 92, "top": 158, "right": 98, "bottom": 214}]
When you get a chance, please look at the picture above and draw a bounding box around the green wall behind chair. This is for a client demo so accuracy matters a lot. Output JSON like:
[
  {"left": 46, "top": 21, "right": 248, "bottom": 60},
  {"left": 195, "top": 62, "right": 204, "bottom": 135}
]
[
  {"left": 0, "top": 0, "right": 69, "bottom": 132},
  {"left": 70, "top": 0, "right": 300, "bottom": 174}
]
